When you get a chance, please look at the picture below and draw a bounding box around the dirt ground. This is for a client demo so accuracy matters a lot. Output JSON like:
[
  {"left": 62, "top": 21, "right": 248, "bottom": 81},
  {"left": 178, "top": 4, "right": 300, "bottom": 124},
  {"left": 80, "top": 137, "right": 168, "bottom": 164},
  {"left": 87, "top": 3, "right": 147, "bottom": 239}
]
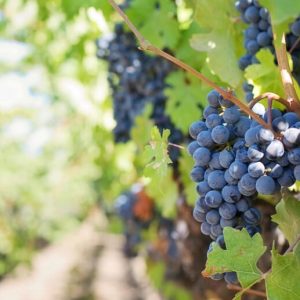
[{"left": 0, "top": 211, "right": 162, "bottom": 300}]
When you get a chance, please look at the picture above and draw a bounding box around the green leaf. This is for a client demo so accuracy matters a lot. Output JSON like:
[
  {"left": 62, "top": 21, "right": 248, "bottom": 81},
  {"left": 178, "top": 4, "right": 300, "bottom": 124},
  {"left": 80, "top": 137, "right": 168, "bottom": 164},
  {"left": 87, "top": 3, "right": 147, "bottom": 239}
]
[
  {"left": 260, "top": 0, "right": 300, "bottom": 48},
  {"left": 203, "top": 228, "right": 265, "bottom": 298},
  {"left": 165, "top": 71, "right": 207, "bottom": 134},
  {"left": 245, "top": 49, "right": 285, "bottom": 98},
  {"left": 272, "top": 196, "right": 300, "bottom": 245},
  {"left": 260, "top": 0, "right": 300, "bottom": 25},
  {"left": 191, "top": 0, "right": 243, "bottom": 87},
  {"left": 143, "top": 126, "right": 172, "bottom": 179},
  {"left": 61, "top": 0, "right": 100, "bottom": 19},
  {"left": 179, "top": 148, "right": 198, "bottom": 206},
  {"left": 175, "top": 23, "right": 206, "bottom": 69},
  {"left": 145, "top": 169, "right": 178, "bottom": 218},
  {"left": 126, "top": 0, "right": 180, "bottom": 49},
  {"left": 266, "top": 245, "right": 300, "bottom": 300},
  {"left": 131, "top": 104, "right": 154, "bottom": 152}
]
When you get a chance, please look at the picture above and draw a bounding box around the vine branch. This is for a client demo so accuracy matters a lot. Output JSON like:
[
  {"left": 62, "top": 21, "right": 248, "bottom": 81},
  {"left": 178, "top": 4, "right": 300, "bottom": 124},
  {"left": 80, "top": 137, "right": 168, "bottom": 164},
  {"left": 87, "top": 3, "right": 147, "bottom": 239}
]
[
  {"left": 108, "top": 0, "right": 273, "bottom": 131},
  {"left": 273, "top": 32, "right": 300, "bottom": 115},
  {"left": 227, "top": 284, "right": 266, "bottom": 298}
]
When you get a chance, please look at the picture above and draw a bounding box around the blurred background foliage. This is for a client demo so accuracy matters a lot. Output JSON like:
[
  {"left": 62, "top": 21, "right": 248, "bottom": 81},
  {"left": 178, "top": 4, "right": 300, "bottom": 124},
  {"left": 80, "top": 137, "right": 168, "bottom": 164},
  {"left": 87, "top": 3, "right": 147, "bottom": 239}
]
[{"left": 0, "top": 0, "right": 135, "bottom": 276}]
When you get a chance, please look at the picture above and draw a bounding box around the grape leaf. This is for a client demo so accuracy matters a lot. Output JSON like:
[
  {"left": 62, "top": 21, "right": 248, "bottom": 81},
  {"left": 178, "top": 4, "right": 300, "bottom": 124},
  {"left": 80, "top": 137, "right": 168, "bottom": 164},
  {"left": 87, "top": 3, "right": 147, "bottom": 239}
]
[
  {"left": 126, "top": 0, "right": 180, "bottom": 49},
  {"left": 131, "top": 104, "right": 154, "bottom": 152},
  {"left": 272, "top": 196, "right": 300, "bottom": 245},
  {"left": 190, "top": 0, "right": 243, "bottom": 87},
  {"left": 175, "top": 23, "right": 206, "bottom": 69},
  {"left": 178, "top": 148, "right": 198, "bottom": 206},
  {"left": 145, "top": 169, "right": 178, "bottom": 218},
  {"left": 245, "top": 49, "right": 285, "bottom": 98},
  {"left": 260, "top": 0, "right": 300, "bottom": 25},
  {"left": 203, "top": 228, "right": 265, "bottom": 299},
  {"left": 165, "top": 71, "right": 207, "bottom": 134},
  {"left": 61, "top": 0, "right": 100, "bottom": 19},
  {"left": 265, "top": 245, "right": 300, "bottom": 300},
  {"left": 143, "top": 126, "right": 172, "bottom": 179}
]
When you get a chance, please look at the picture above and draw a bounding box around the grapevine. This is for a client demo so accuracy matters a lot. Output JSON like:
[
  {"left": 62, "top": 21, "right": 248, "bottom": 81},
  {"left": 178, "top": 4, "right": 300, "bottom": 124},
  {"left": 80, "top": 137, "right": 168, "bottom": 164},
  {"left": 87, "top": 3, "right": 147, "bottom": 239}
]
[{"left": 107, "top": 0, "right": 300, "bottom": 298}]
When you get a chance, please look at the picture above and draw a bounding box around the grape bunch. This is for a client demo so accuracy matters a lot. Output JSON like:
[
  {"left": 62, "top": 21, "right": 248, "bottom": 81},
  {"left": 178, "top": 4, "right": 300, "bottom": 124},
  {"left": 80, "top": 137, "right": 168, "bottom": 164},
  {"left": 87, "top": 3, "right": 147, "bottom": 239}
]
[
  {"left": 188, "top": 89, "right": 300, "bottom": 283},
  {"left": 115, "top": 184, "right": 155, "bottom": 257},
  {"left": 235, "top": 0, "right": 300, "bottom": 100},
  {"left": 96, "top": 24, "right": 184, "bottom": 162}
]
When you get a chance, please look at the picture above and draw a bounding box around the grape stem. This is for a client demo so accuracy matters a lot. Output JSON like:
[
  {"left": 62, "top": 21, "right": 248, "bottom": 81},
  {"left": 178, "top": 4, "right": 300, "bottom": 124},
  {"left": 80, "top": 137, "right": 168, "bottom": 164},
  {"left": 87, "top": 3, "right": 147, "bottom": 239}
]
[
  {"left": 168, "top": 142, "right": 185, "bottom": 150},
  {"left": 107, "top": 0, "right": 273, "bottom": 131},
  {"left": 227, "top": 284, "right": 266, "bottom": 298},
  {"left": 273, "top": 32, "right": 300, "bottom": 114},
  {"left": 289, "top": 36, "right": 300, "bottom": 54},
  {"left": 248, "top": 92, "right": 290, "bottom": 110}
]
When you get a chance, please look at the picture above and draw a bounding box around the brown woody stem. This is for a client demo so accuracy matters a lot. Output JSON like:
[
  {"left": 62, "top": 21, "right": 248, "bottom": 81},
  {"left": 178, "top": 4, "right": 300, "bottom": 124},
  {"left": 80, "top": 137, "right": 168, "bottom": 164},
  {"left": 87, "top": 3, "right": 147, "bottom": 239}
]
[
  {"left": 274, "top": 32, "right": 300, "bottom": 115},
  {"left": 227, "top": 284, "right": 266, "bottom": 298},
  {"left": 108, "top": 0, "right": 272, "bottom": 130},
  {"left": 248, "top": 92, "right": 290, "bottom": 110}
]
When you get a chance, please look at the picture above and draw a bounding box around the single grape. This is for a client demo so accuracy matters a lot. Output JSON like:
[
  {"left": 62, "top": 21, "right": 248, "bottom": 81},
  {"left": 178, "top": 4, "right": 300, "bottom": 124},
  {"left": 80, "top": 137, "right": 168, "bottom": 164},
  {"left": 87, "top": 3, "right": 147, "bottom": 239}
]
[
  {"left": 238, "top": 174, "right": 257, "bottom": 194},
  {"left": 207, "top": 90, "right": 221, "bottom": 108},
  {"left": 190, "top": 166, "right": 205, "bottom": 182},
  {"left": 211, "top": 125, "right": 230, "bottom": 144},
  {"left": 265, "top": 140, "right": 285, "bottom": 160},
  {"left": 189, "top": 121, "right": 207, "bottom": 139},
  {"left": 294, "top": 165, "right": 300, "bottom": 180},
  {"left": 257, "top": 31, "right": 272, "bottom": 46},
  {"left": 220, "top": 217, "right": 238, "bottom": 228},
  {"left": 211, "top": 224, "right": 223, "bottom": 237},
  {"left": 235, "top": 117, "right": 252, "bottom": 137},
  {"left": 222, "top": 185, "right": 241, "bottom": 203},
  {"left": 209, "top": 152, "right": 223, "bottom": 170},
  {"left": 236, "top": 198, "right": 250, "bottom": 212},
  {"left": 193, "top": 206, "right": 206, "bottom": 223},
  {"left": 256, "top": 175, "right": 276, "bottom": 195},
  {"left": 243, "top": 207, "right": 261, "bottom": 225},
  {"left": 288, "top": 148, "right": 300, "bottom": 165},
  {"left": 248, "top": 162, "right": 265, "bottom": 178},
  {"left": 195, "top": 196, "right": 210, "bottom": 213},
  {"left": 207, "top": 170, "right": 227, "bottom": 189},
  {"left": 229, "top": 161, "right": 248, "bottom": 179},
  {"left": 248, "top": 144, "right": 264, "bottom": 162},
  {"left": 224, "top": 169, "right": 239, "bottom": 185},
  {"left": 187, "top": 141, "right": 200, "bottom": 156},
  {"left": 201, "top": 222, "right": 211, "bottom": 235},
  {"left": 196, "top": 181, "right": 212, "bottom": 195},
  {"left": 193, "top": 147, "right": 211, "bottom": 166},
  {"left": 197, "top": 130, "right": 215, "bottom": 148},
  {"left": 219, "top": 203, "right": 237, "bottom": 220},
  {"left": 245, "top": 126, "right": 260, "bottom": 145},
  {"left": 206, "top": 209, "right": 221, "bottom": 225},
  {"left": 223, "top": 106, "right": 241, "bottom": 124},
  {"left": 277, "top": 168, "right": 296, "bottom": 187},
  {"left": 244, "top": 6, "right": 260, "bottom": 23},
  {"left": 203, "top": 106, "right": 219, "bottom": 119},
  {"left": 283, "top": 128, "right": 300, "bottom": 147},
  {"left": 206, "top": 114, "right": 223, "bottom": 129},
  {"left": 205, "top": 190, "right": 223, "bottom": 208},
  {"left": 219, "top": 149, "right": 235, "bottom": 168}
]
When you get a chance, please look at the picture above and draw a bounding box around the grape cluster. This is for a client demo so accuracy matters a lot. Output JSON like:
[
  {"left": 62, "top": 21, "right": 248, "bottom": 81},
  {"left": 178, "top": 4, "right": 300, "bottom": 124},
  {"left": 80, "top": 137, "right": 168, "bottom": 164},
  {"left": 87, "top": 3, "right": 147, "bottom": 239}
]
[
  {"left": 96, "top": 24, "right": 184, "bottom": 161},
  {"left": 115, "top": 184, "right": 154, "bottom": 257},
  {"left": 235, "top": 0, "right": 300, "bottom": 100},
  {"left": 188, "top": 89, "right": 300, "bottom": 283}
]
